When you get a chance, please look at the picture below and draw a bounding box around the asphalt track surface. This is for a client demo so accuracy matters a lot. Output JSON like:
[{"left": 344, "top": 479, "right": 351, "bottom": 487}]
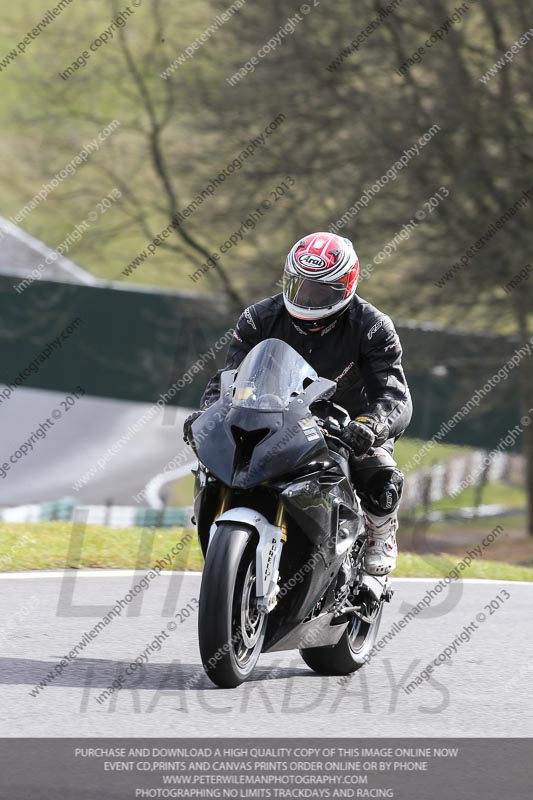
[
  {"left": 1, "top": 571, "right": 531, "bottom": 737},
  {"left": 0, "top": 386, "right": 193, "bottom": 505}
]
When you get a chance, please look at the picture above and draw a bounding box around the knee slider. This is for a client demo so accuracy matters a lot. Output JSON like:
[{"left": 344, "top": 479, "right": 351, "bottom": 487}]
[{"left": 363, "top": 468, "right": 404, "bottom": 516}]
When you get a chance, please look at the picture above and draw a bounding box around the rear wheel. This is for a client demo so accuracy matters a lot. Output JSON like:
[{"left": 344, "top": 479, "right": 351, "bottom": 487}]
[
  {"left": 198, "top": 523, "right": 266, "bottom": 688},
  {"left": 300, "top": 601, "right": 384, "bottom": 676}
]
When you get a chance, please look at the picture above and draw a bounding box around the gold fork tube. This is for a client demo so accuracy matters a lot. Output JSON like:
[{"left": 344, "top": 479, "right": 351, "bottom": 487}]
[
  {"left": 275, "top": 502, "right": 288, "bottom": 542},
  {"left": 216, "top": 487, "right": 231, "bottom": 518}
]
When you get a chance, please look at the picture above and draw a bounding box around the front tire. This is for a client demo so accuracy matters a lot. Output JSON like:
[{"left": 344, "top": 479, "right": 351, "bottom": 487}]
[
  {"left": 198, "top": 523, "right": 266, "bottom": 688},
  {"left": 300, "top": 602, "right": 384, "bottom": 676}
]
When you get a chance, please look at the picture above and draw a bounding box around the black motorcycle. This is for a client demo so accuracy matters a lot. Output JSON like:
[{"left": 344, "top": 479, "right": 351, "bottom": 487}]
[{"left": 190, "top": 338, "right": 392, "bottom": 688}]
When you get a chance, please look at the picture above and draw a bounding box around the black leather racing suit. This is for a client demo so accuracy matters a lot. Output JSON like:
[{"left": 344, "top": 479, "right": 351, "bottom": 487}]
[{"left": 200, "top": 293, "right": 412, "bottom": 517}]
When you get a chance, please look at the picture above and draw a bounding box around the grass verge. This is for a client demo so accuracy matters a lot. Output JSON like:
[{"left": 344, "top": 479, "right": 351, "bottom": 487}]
[
  {"left": 1, "top": 522, "right": 532, "bottom": 580},
  {"left": 395, "top": 552, "right": 533, "bottom": 581},
  {"left": 0, "top": 522, "right": 204, "bottom": 572}
]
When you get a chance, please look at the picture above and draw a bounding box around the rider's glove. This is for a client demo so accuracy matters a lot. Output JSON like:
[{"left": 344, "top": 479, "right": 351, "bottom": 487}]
[
  {"left": 183, "top": 410, "right": 203, "bottom": 445},
  {"left": 341, "top": 416, "right": 390, "bottom": 456}
]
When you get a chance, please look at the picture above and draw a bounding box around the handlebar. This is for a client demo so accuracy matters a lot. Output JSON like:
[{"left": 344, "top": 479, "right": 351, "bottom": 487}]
[{"left": 314, "top": 415, "right": 355, "bottom": 455}]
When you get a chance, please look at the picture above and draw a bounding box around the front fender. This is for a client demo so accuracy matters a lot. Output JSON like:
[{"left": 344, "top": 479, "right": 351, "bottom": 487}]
[{"left": 209, "top": 507, "right": 283, "bottom": 608}]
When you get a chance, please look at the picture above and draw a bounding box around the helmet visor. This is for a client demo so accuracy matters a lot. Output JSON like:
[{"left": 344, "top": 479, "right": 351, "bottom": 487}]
[{"left": 283, "top": 274, "right": 348, "bottom": 310}]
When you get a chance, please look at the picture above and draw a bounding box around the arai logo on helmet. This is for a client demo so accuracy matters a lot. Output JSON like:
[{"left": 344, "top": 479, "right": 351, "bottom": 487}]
[{"left": 298, "top": 253, "right": 327, "bottom": 270}]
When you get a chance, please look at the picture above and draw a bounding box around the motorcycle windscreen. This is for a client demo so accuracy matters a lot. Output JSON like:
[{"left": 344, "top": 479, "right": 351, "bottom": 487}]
[
  {"left": 192, "top": 340, "right": 331, "bottom": 488},
  {"left": 232, "top": 338, "right": 318, "bottom": 411},
  {"left": 229, "top": 340, "right": 329, "bottom": 486}
]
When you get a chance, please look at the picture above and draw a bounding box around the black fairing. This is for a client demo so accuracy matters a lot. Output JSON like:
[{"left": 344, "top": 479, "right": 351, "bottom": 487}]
[
  {"left": 260, "top": 472, "right": 360, "bottom": 650},
  {"left": 191, "top": 369, "right": 337, "bottom": 489}
]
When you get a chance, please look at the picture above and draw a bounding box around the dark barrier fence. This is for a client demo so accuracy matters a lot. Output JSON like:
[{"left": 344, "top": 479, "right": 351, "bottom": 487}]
[
  {"left": 398, "top": 321, "right": 523, "bottom": 448},
  {"left": 0, "top": 277, "right": 229, "bottom": 408},
  {"left": 0, "top": 276, "right": 524, "bottom": 450}
]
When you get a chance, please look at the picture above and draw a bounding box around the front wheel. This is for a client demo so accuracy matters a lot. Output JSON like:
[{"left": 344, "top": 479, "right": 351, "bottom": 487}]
[
  {"left": 300, "top": 602, "right": 384, "bottom": 676},
  {"left": 198, "top": 523, "right": 266, "bottom": 688}
]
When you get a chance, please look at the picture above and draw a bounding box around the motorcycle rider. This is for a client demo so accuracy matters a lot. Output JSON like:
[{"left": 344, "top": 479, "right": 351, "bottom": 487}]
[{"left": 184, "top": 232, "right": 412, "bottom": 576}]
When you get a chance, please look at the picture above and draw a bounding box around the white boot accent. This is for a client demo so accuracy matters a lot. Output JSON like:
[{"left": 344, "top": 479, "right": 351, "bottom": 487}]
[{"left": 363, "top": 511, "right": 398, "bottom": 576}]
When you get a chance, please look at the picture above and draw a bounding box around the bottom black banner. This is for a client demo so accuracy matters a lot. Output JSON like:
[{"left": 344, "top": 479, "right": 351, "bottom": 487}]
[{"left": 0, "top": 738, "right": 528, "bottom": 799}]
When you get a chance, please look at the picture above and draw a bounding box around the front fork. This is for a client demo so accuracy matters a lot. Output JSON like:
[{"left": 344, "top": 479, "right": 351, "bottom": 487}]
[
  {"left": 211, "top": 487, "right": 287, "bottom": 614},
  {"left": 274, "top": 501, "right": 288, "bottom": 543},
  {"left": 215, "top": 486, "right": 232, "bottom": 518}
]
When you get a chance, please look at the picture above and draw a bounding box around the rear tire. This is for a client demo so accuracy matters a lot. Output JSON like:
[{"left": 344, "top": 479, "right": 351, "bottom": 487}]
[
  {"left": 198, "top": 523, "right": 266, "bottom": 688},
  {"left": 300, "top": 602, "right": 384, "bottom": 676}
]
